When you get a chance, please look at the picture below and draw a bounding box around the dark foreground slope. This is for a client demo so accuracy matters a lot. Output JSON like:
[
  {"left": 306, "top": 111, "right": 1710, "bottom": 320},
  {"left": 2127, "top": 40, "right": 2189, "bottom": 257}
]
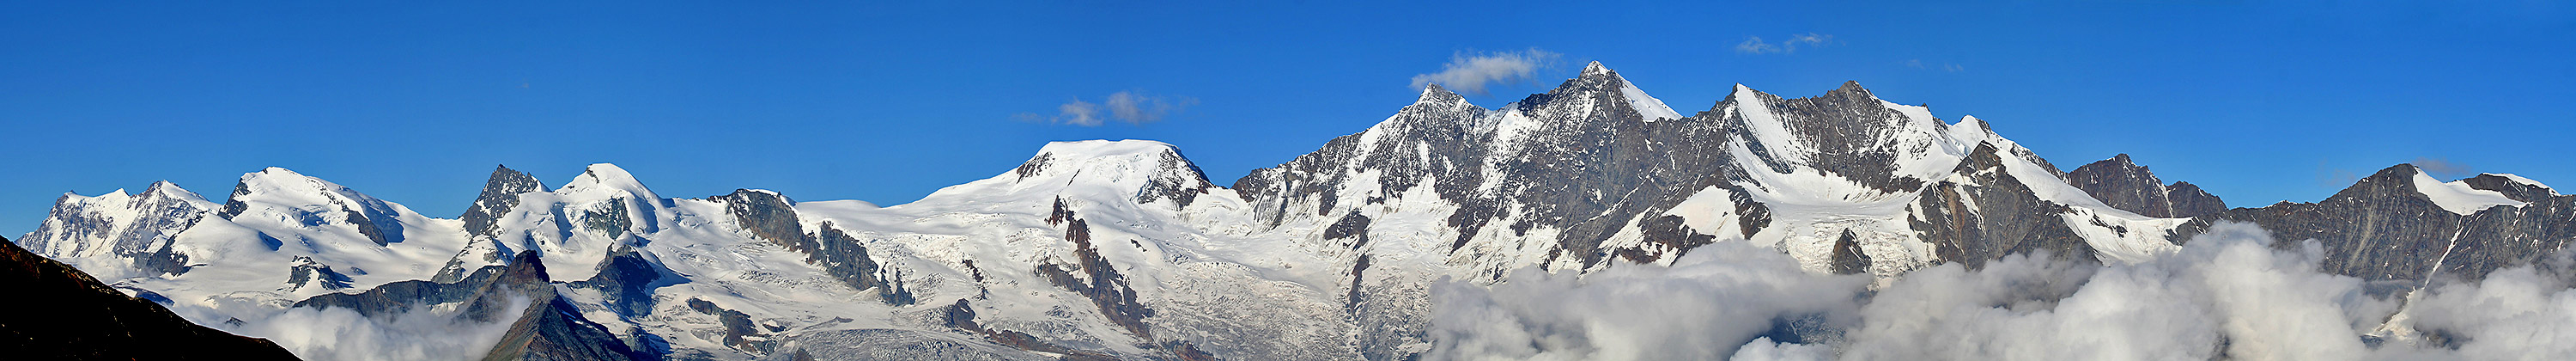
[{"left": 0, "top": 236, "right": 302, "bottom": 360}]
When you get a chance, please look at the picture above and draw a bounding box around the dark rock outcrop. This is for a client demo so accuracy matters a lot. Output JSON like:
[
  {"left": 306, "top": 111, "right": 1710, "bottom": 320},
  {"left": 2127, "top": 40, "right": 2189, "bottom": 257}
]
[
  {"left": 2460, "top": 174, "right": 2560, "bottom": 203},
  {"left": 0, "top": 236, "right": 301, "bottom": 360},
  {"left": 718, "top": 189, "right": 812, "bottom": 253},
  {"left": 464, "top": 165, "right": 547, "bottom": 239},
  {"left": 712, "top": 189, "right": 908, "bottom": 305},
  {"left": 687, "top": 298, "right": 774, "bottom": 353},
  {"left": 1910, "top": 144, "right": 2096, "bottom": 269},
  {"left": 477, "top": 252, "right": 655, "bottom": 361},
  {"left": 1828, "top": 229, "right": 1872, "bottom": 275},
  {"left": 2064, "top": 154, "right": 2226, "bottom": 218},
  {"left": 815, "top": 223, "right": 908, "bottom": 305},
  {"left": 283, "top": 256, "right": 354, "bottom": 291},
  {"left": 570, "top": 248, "right": 671, "bottom": 317},
  {"left": 2164, "top": 181, "right": 2227, "bottom": 217},
  {"left": 1036, "top": 200, "right": 1155, "bottom": 340}
]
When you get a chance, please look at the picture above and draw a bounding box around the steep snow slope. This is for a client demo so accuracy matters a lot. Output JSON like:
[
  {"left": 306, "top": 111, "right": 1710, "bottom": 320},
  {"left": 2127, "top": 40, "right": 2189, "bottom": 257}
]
[{"left": 2410, "top": 169, "right": 2527, "bottom": 215}]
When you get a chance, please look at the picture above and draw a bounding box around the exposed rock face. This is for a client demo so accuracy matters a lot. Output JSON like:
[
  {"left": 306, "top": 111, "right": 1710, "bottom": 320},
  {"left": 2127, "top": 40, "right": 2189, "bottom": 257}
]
[
  {"left": 1909, "top": 144, "right": 2094, "bottom": 269},
  {"left": 720, "top": 189, "right": 812, "bottom": 253},
  {"left": 1827, "top": 229, "right": 1871, "bottom": 275},
  {"left": 464, "top": 165, "right": 547, "bottom": 239},
  {"left": 477, "top": 252, "right": 655, "bottom": 361},
  {"left": 687, "top": 298, "right": 775, "bottom": 353},
  {"left": 0, "top": 236, "right": 301, "bottom": 360},
  {"left": 2172, "top": 164, "right": 2576, "bottom": 282},
  {"left": 283, "top": 256, "right": 354, "bottom": 291},
  {"left": 2164, "top": 181, "right": 2226, "bottom": 217},
  {"left": 813, "top": 223, "right": 908, "bottom": 305},
  {"left": 1235, "top": 63, "right": 1772, "bottom": 268},
  {"left": 2460, "top": 174, "right": 2561, "bottom": 203},
  {"left": 1724, "top": 81, "right": 1939, "bottom": 193},
  {"left": 712, "top": 189, "right": 908, "bottom": 305},
  {"left": 571, "top": 249, "right": 670, "bottom": 317},
  {"left": 1036, "top": 199, "right": 1155, "bottom": 340},
  {"left": 2064, "top": 154, "right": 2226, "bottom": 218},
  {"left": 2066, "top": 154, "right": 2164, "bottom": 214}
]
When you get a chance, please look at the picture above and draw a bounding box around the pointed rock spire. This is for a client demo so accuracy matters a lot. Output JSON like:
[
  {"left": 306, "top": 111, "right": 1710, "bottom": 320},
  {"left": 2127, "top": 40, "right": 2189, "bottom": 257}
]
[
  {"left": 463, "top": 164, "right": 546, "bottom": 239},
  {"left": 1416, "top": 83, "right": 1465, "bottom": 104}
]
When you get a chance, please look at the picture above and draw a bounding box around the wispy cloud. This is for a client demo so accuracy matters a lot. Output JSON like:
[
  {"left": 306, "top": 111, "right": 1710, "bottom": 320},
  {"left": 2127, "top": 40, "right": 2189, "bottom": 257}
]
[
  {"left": 2415, "top": 156, "right": 2474, "bottom": 177},
  {"left": 1410, "top": 48, "right": 1562, "bottom": 96},
  {"left": 1736, "top": 33, "right": 1835, "bottom": 54},
  {"left": 1017, "top": 90, "right": 1196, "bottom": 126},
  {"left": 2318, "top": 159, "right": 2360, "bottom": 189},
  {"left": 1907, "top": 59, "right": 1965, "bottom": 72}
]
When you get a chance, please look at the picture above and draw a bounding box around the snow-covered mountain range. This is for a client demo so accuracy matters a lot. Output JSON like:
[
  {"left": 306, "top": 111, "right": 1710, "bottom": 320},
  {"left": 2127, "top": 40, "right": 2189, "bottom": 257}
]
[{"left": 16, "top": 62, "right": 2573, "bottom": 361}]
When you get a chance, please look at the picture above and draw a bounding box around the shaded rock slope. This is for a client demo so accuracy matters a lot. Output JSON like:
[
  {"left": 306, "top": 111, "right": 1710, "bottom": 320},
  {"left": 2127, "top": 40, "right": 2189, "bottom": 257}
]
[{"left": 0, "top": 236, "right": 301, "bottom": 360}]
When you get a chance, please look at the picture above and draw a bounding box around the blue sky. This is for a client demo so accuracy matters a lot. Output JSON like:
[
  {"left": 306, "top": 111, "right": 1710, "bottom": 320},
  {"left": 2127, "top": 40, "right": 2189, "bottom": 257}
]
[{"left": 3, "top": 1, "right": 2571, "bottom": 237}]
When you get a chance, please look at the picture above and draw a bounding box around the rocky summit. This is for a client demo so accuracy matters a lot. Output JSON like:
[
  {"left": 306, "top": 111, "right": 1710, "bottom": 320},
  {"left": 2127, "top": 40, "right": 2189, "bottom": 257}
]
[{"left": 10, "top": 63, "right": 2571, "bottom": 360}]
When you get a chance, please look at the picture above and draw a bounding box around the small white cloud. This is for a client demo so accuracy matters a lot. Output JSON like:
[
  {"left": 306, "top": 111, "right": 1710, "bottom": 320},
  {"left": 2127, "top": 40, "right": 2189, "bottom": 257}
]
[
  {"left": 1784, "top": 33, "right": 1832, "bottom": 50},
  {"left": 1055, "top": 99, "right": 1104, "bottom": 126},
  {"left": 1410, "top": 48, "right": 1562, "bottom": 95},
  {"left": 1030, "top": 91, "right": 1195, "bottom": 126},
  {"left": 1738, "top": 37, "right": 1782, "bottom": 54},
  {"left": 1737, "top": 33, "right": 1835, "bottom": 54},
  {"left": 1908, "top": 59, "right": 1966, "bottom": 72},
  {"left": 1105, "top": 90, "right": 1195, "bottom": 125}
]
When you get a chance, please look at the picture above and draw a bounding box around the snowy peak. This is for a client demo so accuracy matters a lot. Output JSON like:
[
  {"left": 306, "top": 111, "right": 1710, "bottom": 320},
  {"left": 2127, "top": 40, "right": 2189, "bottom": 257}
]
[
  {"left": 18, "top": 181, "right": 218, "bottom": 263},
  {"left": 1710, "top": 81, "right": 1957, "bottom": 195},
  {"left": 217, "top": 167, "right": 412, "bottom": 246},
  {"left": 1417, "top": 83, "right": 1466, "bottom": 105},
  {"left": 138, "top": 180, "right": 197, "bottom": 201},
  {"left": 557, "top": 163, "right": 659, "bottom": 200},
  {"left": 1008, "top": 140, "right": 1213, "bottom": 206},
  {"left": 1598, "top": 64, "right": 1684, "bottom": 122},
  {"left": 1486, "top": 61, "right": 1680, "bottom": 135},
  {"left": 2403, "top": 167, "right": 2527, "bottom": 215},
  {"left": 1830, "top": 80, "right": 1873, "bottom": 98}
]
